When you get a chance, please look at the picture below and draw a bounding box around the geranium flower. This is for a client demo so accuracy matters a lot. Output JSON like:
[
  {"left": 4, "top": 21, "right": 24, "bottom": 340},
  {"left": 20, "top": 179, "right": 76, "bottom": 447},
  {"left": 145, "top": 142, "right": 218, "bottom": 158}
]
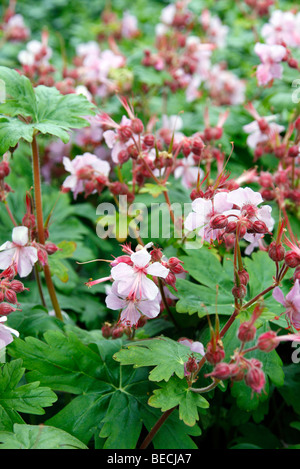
[
  {"left": 254, "top": 43, "right": 286, "bottom": 86},
  {"left": 226, "top": 187, "right": 274, "bottom": 233},
  {"left": 273, "top": 280, "right": 300, "bottom": 330},
  {"left": 184, "top": 191, "right": 233, "bottom": 242},
  {"left": 111, "top": 246, "right": 169, "bottom": 301},
  {"left": 0, "top": 226, "right": 38, "bottom": 278},
  {"left": 62, "top": 152, "right": 110, "bottom": 199},
  {"left": 243, "top": 116, "right": 285, "bottom": 149},
  {"left": 105, "top": 282, "right": 160, "bottom": 326}
]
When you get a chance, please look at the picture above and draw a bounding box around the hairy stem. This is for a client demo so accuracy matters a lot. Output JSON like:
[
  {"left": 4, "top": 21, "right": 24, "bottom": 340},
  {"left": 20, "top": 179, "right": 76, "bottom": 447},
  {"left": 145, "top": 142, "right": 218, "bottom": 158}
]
[{"left": 31, "top": 134, "right": 63, "bottom": 321}]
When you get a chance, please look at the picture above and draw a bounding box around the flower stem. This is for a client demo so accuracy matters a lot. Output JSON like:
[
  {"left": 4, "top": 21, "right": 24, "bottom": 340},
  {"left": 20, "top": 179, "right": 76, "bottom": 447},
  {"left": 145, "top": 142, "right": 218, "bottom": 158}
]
[
  {"left": 31, "top": 134, "right": 63, "bottom": 321},
  {"left": 139, "top": 407, "right": 176, "bottom": 449}
]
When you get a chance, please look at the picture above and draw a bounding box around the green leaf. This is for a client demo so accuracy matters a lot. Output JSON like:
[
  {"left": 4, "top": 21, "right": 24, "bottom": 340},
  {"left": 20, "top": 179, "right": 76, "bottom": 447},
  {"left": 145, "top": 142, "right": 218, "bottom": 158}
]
[
  {"left": 148, "top": 376, "right": 209, "bottom": 427},
  {"left": 278, "top": 364, "right": 300, "bottom": 415},
  {"left": 0, "top": 424, "right": 87, "bottom": 449},
  {"left": 175, "top": 246, "right": 235, "bottom": 317},
  {"left": 0, "top": 66, "right": 95, "bottom": 154},
  {"left": 0, "top": 116, "right": 35, "bottom": 153},
  {"left": 8, "top": 329, "right": 152, "bottom": 448},
  {"left": 0, "top": 359, "right": 57, "bottom": 431},
  {"left": 114, "top": 336, "right": 204, "bottom": 382},
  {"left": 139, "top": 183, "right": 168, "bottom": 198}
]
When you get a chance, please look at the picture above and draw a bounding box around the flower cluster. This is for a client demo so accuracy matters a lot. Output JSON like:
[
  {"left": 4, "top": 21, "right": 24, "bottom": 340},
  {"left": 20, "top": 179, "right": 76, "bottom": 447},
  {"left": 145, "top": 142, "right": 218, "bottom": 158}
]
[
  {"left": 86, "top": 242, "right": 187, "bottom": 328},
  {"left": 1, "top": 3, "right": 30, "bottom": 42},
  {"left": 254, "top": 9, "right": 299, "bottom": 86},
  {"left": 185, "top": 186, "right": 274, "bottom": 254},
  {"left": 142, "top": 0, "right": 245, "bottom": 105},
  {"left": 205, "top": 305, "right": 300, "bottom": 394}
]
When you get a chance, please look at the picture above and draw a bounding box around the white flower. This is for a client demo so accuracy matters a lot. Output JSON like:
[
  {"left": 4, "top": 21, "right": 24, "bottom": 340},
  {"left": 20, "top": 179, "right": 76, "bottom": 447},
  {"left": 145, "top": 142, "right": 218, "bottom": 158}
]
[
  {"left": 0, "top": 226, "right": 38, "bottom": 278},
  {"left": 111, "top": 246, "right": 169, "bottom": 301}
]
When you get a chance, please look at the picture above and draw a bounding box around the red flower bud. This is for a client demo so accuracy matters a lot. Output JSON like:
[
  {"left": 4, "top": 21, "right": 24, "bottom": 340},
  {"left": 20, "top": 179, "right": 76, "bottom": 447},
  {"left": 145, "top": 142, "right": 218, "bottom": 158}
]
[
  {"left": 118, "top": 125, "right": 132, "bottom": 142},
  {"left": 143, "top": 134, "right": 155, "bottom": 147},
  {"left": 238, "top": 269, "right": 249, "bottom": 285},
  {"left": 101, "top": 323, "right": 112, "bottom": 338},
  {"left": 206, "top": 362, "right": 237, "bottom": 380},
  {"left": 150, "top": 248, "right": 163, "bottom": 262},
  {"left": 288, "top": 145, "right": 299, "bottom": 158},
  {"left": 0, "top": 161, "right": 10, "bottom": 179},
  {"left": 5, "top": 289, "right": 18, "bottom": 304},
  {"left": 210, "top": 214, "right": 228, "bottom": 229},
  {"left": 244, "top": 362, "right": 266, "bottom": 394},
  {"left": 186, "top": 356, "right": 198, "bottom": 373},
  {"left": 258, "top": 119, "right": 269, "bottom": 132},
  {"left": 268, "top": 242, "right": 285, "bottom": 262},
  {"left": 118, "top": 149, "right": 130, "bottom": 165},
  {"left": 131, "top": 118, "right": 144, "bottom": 134},
  {"left": 288, "top": 57, "right": 298, "bottom": 69},
  {"left": 111, "top": 326, "right": 124, "bottom": 339},
  {"left": 225, "top": 221, "right": 237, "bottom": 233},
  {"left": 37, "top": 247, "right": 48, "bottom": 266},
  {"left": 191, "top": 136, "right": 205, "bottom": 156},
  {"left": 9, "top": 280, "right": 26, "bottom": 293},
  {"left": 0, "top": 302, "right": 16, "bottom": 316},
  {"left": 45, "top": 243, "right": 60, "bottom": 255},
  {"left": 205, "top": 342, "right": 225, "bottom": 365},
  {"left": 168, "top": 257, "right": 186, "bottom": 274},
  {"left": 232, "top": 284, "right": 247, "bottom": 299},
  {"left": 252, "top": 220, "right": 268, "bottom": 234},
  {"left": 285, "top": 251, "right": 300, "bottom": 268},
  {"left": 190, "top": 188, "right": 204, "bottom": 201},
  {"left": 237, "top": 321, "right": 256, "bottom": 342},
  {"left": 257, "top": 330, "right": 278, "bottom": 352}
]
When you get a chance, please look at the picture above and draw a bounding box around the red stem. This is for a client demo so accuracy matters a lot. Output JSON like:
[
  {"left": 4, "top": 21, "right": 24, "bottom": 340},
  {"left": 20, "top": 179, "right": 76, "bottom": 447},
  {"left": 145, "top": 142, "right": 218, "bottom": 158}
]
[{"left": 31, "top": 135, "right": 63, "bottom": 321}]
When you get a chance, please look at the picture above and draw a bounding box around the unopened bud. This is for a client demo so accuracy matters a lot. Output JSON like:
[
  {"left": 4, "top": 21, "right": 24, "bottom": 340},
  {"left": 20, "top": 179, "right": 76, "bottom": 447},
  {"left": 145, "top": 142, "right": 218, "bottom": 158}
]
[
  {"left": 210, "top": 214, "right": 228, "bottom": 229},
  {"left": 0, "top": 302, "right": 16, "bottom": 316},
  {"left": 268, "top": 242, "right": 285, "bottom": 262},
  {"left": 9, "top": 280, "right": 26, "bottom": 293},
  {"left": 244, "top": 362, "right": 265, "bottom": 394},
  {"left": 5, "top": 289, "right": 18, "bottom": 304},
  {"left": 186, "top": 356, "right": 198, "bottom": 373},
  {"left": 205, "top": 342, "right": 225, "bottom": 365},
  {"left": 232, "top": 284, "right": 247, "bottom": 299},
  {"left": 237, "top": 321, "right": 256, "bottom": 342},
  {"left": 143, "top": 134, "right": 155, "bottom": 147},
  {"left": 131, "top": 118, "right": 144, "bottom": 134},
  {"left": 257, "top": 330, "right": 278, "bottom": 352},
  {"left": 45, "top": 243, "right": 60, "bottom": 255},
  {"left": 285, "top": 251, "right": 300, "bottom": 268},
  {"left": 101, "top": 322, "right": 112, "bottom": 338}
]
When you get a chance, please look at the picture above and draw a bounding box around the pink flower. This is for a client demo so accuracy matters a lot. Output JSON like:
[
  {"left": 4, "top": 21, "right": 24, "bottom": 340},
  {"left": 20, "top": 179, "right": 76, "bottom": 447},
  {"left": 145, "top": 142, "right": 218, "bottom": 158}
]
[
  {"left": 254, "top": 43, "right": 286, "bottom": 86},
  {"left": 103, "top": 115, "right": 135, "bottom": 164},
  {"left": 243, "top": 116, "right": 285, "bottom": 149},
  {"left": 273, "top": 280, "right": 300, "bottom": 330},
  {"left": 261, "top": 10, "right": 300, "bottom": 48},
  {"left": 121, "top": 12, "right": 139, "bottom": 38},
  {"left": 174, "top": 155, "right": 204, "bottom": 189},
  {"left": 0, "top": 226, "right": 38, "bottom": 278},
  {"left": 178, "top": 338, "right": 205, "bottom": 356},
  {"left": 105, "top": 282, "right": 160, "bottom": 326},
  {"left": 257, "top": 330, "right": 300, "bottom": 352},
  {"left": 111, "top": 245, "right": 169, "bottom": 301},
  {"left": 0, "top": 316, "right": 19, "bottom": 350},
  {"left": 226, "top": 187, "right": 274, "bottom": 232},
  {"left": 62, "top": 152, "right": 110, "bottom": 198},
  {"left": 184, "top": 191, "right": 233, "bottom": 242}
]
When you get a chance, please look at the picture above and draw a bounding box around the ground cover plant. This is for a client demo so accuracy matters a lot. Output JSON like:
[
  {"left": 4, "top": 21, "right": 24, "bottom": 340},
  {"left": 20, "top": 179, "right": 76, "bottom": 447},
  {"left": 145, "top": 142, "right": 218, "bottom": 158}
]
[{"left": 0, "top": 0, "right": 299, "bottom": 450}]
